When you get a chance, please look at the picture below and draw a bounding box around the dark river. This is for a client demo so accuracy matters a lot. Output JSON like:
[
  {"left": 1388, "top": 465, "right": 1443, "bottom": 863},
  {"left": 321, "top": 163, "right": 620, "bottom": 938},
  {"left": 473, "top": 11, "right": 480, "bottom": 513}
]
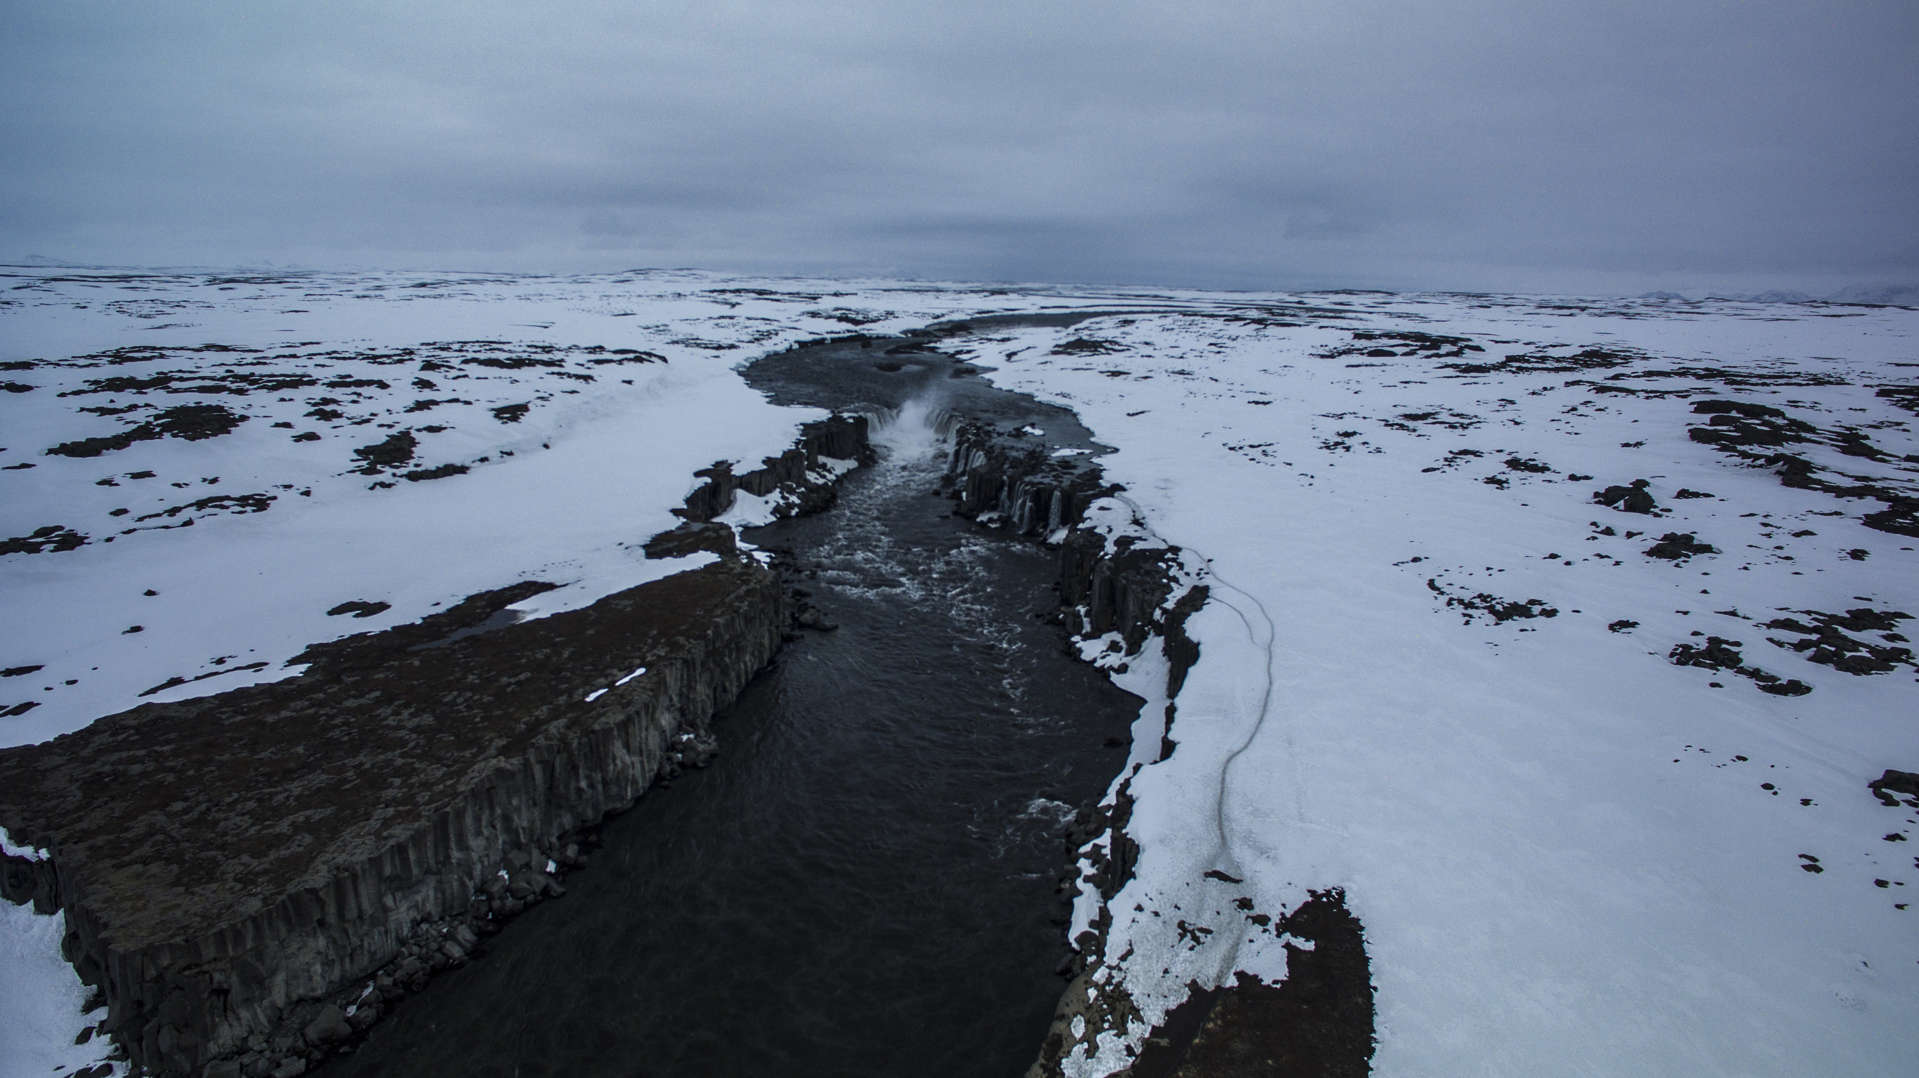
[{"left": 322, "top": 338, "right": 1141, "bottom": 1076}]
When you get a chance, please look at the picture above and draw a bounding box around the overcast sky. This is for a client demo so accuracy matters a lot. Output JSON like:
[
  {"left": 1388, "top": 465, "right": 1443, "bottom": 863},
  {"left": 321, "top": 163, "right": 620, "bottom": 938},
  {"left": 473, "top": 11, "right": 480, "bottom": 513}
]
[{"left": 3, "top": 1, "right": 1914, "bottom": 293}]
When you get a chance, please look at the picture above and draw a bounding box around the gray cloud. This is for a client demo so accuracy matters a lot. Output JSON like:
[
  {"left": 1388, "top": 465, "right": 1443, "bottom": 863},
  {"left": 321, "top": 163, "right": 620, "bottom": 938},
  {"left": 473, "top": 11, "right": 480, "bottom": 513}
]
[{"left": 3, "top": 0, "right": 1914, "bottom": 292}]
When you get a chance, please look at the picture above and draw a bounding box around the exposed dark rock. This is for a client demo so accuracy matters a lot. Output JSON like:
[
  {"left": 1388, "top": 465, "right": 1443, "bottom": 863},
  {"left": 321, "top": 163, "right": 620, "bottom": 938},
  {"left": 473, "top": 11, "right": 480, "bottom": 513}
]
[
  {"left": 1668, "top": 636, "right": 1811, "bottom": 696},
  {"left": 642, "top": 522, "right": 739, "bottom": 560},
  {"left": 1870, "top": 770, "right": 1919, "bottom": 806},
  {"left": 46, "top": 427, "right": 153, "bottom": 457},
  {"left": 1682, "top": 398, "right": 1919, "bottom": 538},
  {"left": 1051, "top": 338, "right": 1124, "bottom": 356},
  {"left": 1593, "top": 479, "right": 1658, "bottom": 514},
  {"left": 1, "top": 524, "right": 87, "bottom": 556},
  {"left": 1876, "top": 384, "right": 1919, "bottom": 416},
  {"left": 351, "top": 431, "right": 418, "bottom": 474},
  {"left": 1122, "top": 891, "right": 1374, "bottom": 1078},
  {"left": 1163, "top": 585, "right": 1210, "bottom": 700},
  {"left": 302, "top": 1006, "right": 351, "bottom": 1047},
  {"left": 676, "top": 414, "right": 871, "bottom": 523},
  {"left": 0, "top": 557, "right": 786, "bottom": 1077},
  {"left": 325, "top": 601, "right": 390, "bottom": 619},
  {"left": 148, "top": 404, "right": 247, "bottom": 441},
  {"left": 400, "top": 462, "right": 469, "bottom": 482},
  {"left": 1053, "top": 531, "right": 1181, "bottom": 653},
  {"left": 1645, "top": 532, "right": 1718, "bottom": 560},
  {"left": 1669, "top": 636, "right": 1746, "bottom": 671},
  {"left": 1764, "top": 608, "right": 1915, "bottom": 675},
  {"left": 1686, "top": 399, "right": 1814, "bottom": 450},
  {"left": 490, "top": 403, "right": 530, "bottom": 424},
  {"left": 134, "top": 493, "right": 275, "bottom": 523},
  {"left": 1441, "top": 346, "right": 1636, "bottom": 376},
  {"left": 1427, "top": 578, "right": 1557, "bottom": 624},
  {"left": 948, "top": 421, "right": 1113, "bottom": 540}
]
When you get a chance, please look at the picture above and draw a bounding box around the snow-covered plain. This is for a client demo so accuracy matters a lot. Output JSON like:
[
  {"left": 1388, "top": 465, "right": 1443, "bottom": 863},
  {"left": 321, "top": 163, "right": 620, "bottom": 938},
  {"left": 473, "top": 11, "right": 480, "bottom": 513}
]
[{"left": 2, "top": 268, "right": 1915, "bottom": 1075}]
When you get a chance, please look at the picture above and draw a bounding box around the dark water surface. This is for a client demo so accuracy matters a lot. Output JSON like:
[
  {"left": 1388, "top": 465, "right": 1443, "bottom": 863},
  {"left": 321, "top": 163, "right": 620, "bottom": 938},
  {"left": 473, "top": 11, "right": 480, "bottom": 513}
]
[{"left": 324, "top": 363, "right": 1140, "bottom": 1076}]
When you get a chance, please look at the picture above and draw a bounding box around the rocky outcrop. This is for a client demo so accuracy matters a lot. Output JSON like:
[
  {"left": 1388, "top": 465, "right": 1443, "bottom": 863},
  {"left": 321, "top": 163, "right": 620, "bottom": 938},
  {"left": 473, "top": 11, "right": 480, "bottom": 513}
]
[
  {"left": 948, "top": 421, "right": 1194, "bottom": 670},
  {"left": 0, "top": 417, "right": 874, "bottom": 1078},
  {"left": 678, "top": 413, "right": 872, "bottom": 522},
  {"left": 0, "top": 557, "right": 786, "bottom": 1077},
  {"left": 947, "top": 421, "right": 1112, "bottom": 537},
  {"left": 1058, "top": 530, "right": 1184, "bottom": 656}
]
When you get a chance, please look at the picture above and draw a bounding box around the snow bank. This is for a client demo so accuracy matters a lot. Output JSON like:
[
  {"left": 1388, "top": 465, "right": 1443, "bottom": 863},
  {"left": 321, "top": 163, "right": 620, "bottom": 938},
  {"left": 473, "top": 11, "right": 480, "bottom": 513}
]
[{"left": 976, "top": 293, "right": 1919, "bottom": 1074}]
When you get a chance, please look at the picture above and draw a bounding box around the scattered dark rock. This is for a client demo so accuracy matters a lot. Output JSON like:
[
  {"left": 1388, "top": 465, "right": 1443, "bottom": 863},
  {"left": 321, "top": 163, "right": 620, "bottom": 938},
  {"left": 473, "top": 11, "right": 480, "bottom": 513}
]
[
  {"left": 1670, "top": 636, "right": 1744, "bottom": 671},
  {"left": 401, "top": 462, "right": 469, "bottom": 482},
  {"left": 1051, "top": 338, "right": 1124, "bottom": 356},
  {"left": 1669, "top": 636, "right": 1811, "bottom": 695},
  {"left": 1875, "top": 384, "right": 1919, "bottom": 416},
  {"left": 148, "top": 403, "right": 247, "bottom": 441},
  {"left": 1427, "top": 578, "right": 1557, "bottom": 624},
  {"left": 0, "top": 524, "right": 87, "bottom": 555},
  {"left": 1504, "top": 456, "right": 1552, "bottom": 474},
  {"left": 1, "top": 665, "right": 44, "bottom": 678},
  {"left": 1764, "top": 608, "right": 1916, "bottom": 676},
  {"left": 1645, "top": 533, "right": 1718, "bottom": 560},
  {"left": 1594, "top": 479, "right": 1658, "bottom": 514},
  {"left": 1682, "top": 399, "right": 1919, "bottom": 538},
  {"left": 1687, "top": 399, "right": 1815, "bottom": 450},
  {"left": 133, "top": 493, "right": 275, "bottom": 523},
  {"left": 1868, "top": 770, "right": 1919, "bottom": 807},
  {"left": 1442, "top": 346, "right": 1636, "bottom": 376},
  {"left": 45, "top": 428, "right": 152, "bottom": 457},
  {"left": 352, "top": 430, "right": 418, "bottom": 473},
  {"left": 1607, "top": 620, "right": 1639, "bottom": 633},
  {"left": 326, "top": 601, "right": 391, "bottom": 619},
  {"left": 490, "top": 402, "right": 530, "bottom": 424}
]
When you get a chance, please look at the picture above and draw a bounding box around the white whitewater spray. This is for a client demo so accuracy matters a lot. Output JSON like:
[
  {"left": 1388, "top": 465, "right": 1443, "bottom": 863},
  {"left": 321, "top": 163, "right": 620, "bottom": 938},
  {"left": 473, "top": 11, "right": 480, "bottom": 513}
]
[{"left": 867, "top": 389, "right": 958, "bottom": 463}]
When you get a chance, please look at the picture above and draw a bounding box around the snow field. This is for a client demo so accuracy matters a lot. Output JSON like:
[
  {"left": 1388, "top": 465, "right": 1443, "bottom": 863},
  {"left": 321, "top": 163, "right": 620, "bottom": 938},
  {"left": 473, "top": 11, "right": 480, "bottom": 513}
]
[
  {"left": 974, "top": 298, "right": 1919, "bottom": 1075},
  {"left": 1, "top": 272, "right": 1914, "bottom": 1076}
]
